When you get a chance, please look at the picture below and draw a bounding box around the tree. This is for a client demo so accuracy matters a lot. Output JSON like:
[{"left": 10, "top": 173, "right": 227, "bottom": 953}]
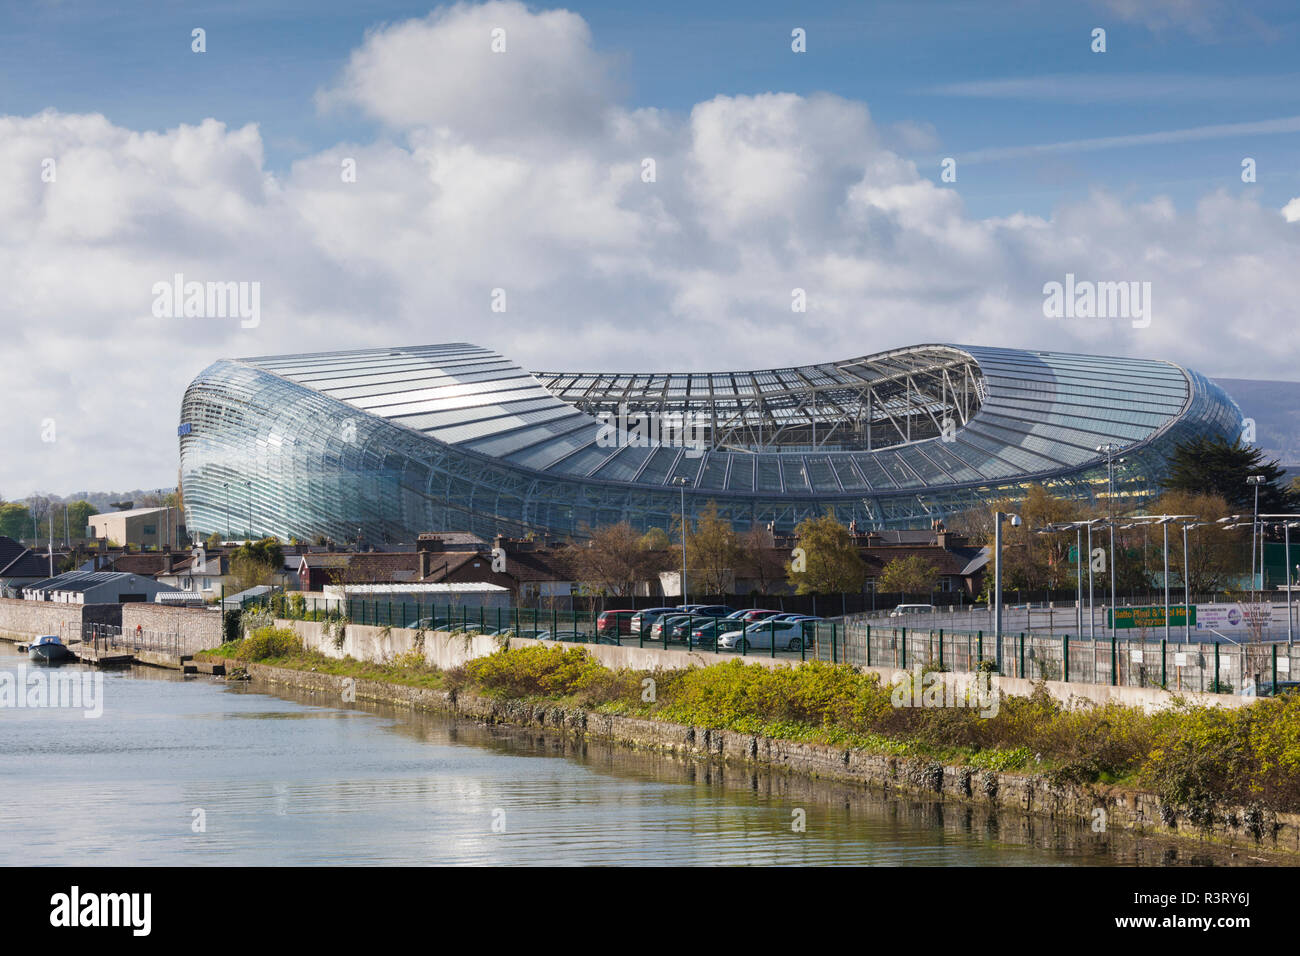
[
  {"left": 786, "top": 512, "right": 866, "bottom": 595},
  {"left": 680, "top": 501, "right": 741, "bottom": 595},
  {"left": 567, "top": 522, "right": 671, "bottom": 598},
  {"left": 966, "top": 485, "right": 1092, "bottom": 592},
  {"left": 878, "top": 555, "right": 938, "bottom": 600},
  {"left": 737, "top": 524, "right": 786, "bottom": 594},
  {"left": 204, "top": 531, "right": 224, "bottom": 551},
  {"left": 64, "top": 501, "right": 98, "bottom": 539},
  {"left": 1163, "top": 436, "right": 1293, "bottom": 512},
  {"left": 0, "top": 502, "right": 31, "bottom": 541},
  {"left": 234, "top": 537, "right": 283, "bottom": 569},
  {"left": 639, "top": 526, "right": 671, "bottom": 551},
  {"left": 1142, "top": 490, "right": 1247, "bottom": 593},
  {"left": 230, "top": 551, "right": 276, "bottom": 593},
  {"left": 229, "top": 537, "right": 284, "bottom": 592}
]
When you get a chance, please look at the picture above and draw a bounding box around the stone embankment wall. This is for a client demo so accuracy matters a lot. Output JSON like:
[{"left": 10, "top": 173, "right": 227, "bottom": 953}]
[
  {"left": 0, "top": 597, "right": 119, "bottom": 640},
  {"left": 121, "top": 604, "right": 221, "bottom": 655},
  {"left": 240, "top": 659, "right": 1300, "bottom": 857}
]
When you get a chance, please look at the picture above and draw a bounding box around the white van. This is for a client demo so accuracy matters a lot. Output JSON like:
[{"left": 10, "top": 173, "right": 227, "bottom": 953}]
[{"left": 889, "top": 604, "right": 936, "bottom": 618}]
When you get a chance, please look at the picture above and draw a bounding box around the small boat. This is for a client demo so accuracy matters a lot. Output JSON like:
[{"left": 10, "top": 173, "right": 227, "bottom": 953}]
[{"left": 28, "top": 635, "right": 72, "bottom": 664}]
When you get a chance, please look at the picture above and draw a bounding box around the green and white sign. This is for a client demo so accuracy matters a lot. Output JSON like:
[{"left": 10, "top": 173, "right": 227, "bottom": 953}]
[{"left": 1107, "top": 605, "right": 1196, "bottom": 629}]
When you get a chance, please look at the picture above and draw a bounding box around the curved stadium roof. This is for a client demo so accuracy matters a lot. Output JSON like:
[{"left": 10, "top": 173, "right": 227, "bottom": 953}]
[{"left": 178, "top": 343, "right": 1243, "bottom": 545}]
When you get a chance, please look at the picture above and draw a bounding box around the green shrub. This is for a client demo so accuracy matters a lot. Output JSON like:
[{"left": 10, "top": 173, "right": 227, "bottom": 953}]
[
  {"left": 464, "top": 645, "right": 608, "bottom": 698},
  {"left": 222, "top": 609, "right": 242, "bottom": 645},
  {"left": 235, "top": 626, "right": 303, "bottom": 661}
]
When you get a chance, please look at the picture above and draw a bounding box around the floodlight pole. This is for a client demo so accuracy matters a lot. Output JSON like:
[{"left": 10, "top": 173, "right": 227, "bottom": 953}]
[
  {"left": 673, "top": 477, "right": 689, "bottom": 605},
  {"left": 1097, "top": 444, "right": 1125, "bottom": 635},
  {"left": 994, "top": 511, "right": 1020, "bottom": 671},
  {"left": 1248, "top": 475, "right": 1264, "bottom": 593},
  {"left": 1087, "top": 521, "right": 1096, "bottom": 640},
  {"left": 1162, "top": 520, "right": 1170, "bottom": 644},
  {"left": 1075, "top": 524, "right": 1083, "bottom": 636}
]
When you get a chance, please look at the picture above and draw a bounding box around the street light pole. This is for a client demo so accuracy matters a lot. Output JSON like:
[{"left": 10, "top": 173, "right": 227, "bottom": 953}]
[
  {"left": 1075, "top": 524, "right": 1083, "bottom": 636},
  {"left": 1097, "top": 443, "right": 1126, "bottom": 635},
  {"left": 1257, "top": 514, "right": 1300, "bottom": 646},
  {"left": 1087, "top": 520, "right": 1096, "bottom": 639},
  {"left": 1162, "top": 519, "right": 1170, "bottom": 644},
  {"left": 994, "top": 511, "right": 1021, "bottom": 671},
  {"left": 672, "top": 477, "right": 689, "bottom": 605},
  {"left": 1247, "top": 475, "right": 1264, "bottom": 593}
]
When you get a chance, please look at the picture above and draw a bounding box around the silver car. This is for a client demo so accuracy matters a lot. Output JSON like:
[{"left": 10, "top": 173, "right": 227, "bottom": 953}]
[{"left": 716, "top": 619, "right": 809, "bottom": 652}]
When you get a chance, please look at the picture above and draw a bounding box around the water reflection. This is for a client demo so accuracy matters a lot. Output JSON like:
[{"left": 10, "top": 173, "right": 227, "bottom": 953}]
[{"left": 0, "top": 643, "right": 1282, "bottom": 867}]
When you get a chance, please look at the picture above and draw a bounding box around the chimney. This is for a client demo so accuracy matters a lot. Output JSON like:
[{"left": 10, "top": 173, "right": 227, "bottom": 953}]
[
  {"left": 419, "top": 549, "right": 434, "bottom": 580},
  {"left": 163, "top": 551, "right": 175, "bottom": 574}
]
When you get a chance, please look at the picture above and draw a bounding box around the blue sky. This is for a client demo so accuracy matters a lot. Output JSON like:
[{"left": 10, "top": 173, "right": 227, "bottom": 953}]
[
  {"left": 6, "top": 0, "right": 1300, "bottom": 218},
  {"left": 4, "top": 0, "right": 1300, "bottom": 495}
]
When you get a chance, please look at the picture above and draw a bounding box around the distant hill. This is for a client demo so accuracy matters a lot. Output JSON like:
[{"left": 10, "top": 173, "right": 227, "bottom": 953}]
[
  {"left": 1215, "top": 378, "right": 1300, "bottom": 469},
  {"left": 11, "top": 489, "right": 176, "bottom": 512}
]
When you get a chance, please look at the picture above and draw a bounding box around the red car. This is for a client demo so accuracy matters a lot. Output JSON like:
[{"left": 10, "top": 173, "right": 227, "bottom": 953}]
[{"left": 596, "top": 610, "right": 637, "bottom": 637}]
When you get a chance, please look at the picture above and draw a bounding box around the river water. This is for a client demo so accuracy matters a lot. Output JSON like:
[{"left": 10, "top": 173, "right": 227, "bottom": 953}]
[{"left": 0, "top": 643, "right": 1262, "bottom": 866}]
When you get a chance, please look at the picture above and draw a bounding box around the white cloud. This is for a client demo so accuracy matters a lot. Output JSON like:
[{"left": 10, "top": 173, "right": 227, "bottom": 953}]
[
  {"left": 1, "top": 1, "right": 1298, "bottom": 498},
  {"left": 1284, "top": 197, "right": 1300, "bottom": 223}
]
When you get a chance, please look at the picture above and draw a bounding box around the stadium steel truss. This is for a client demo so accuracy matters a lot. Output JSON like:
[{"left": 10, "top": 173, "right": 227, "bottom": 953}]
[{"left": 178, "top": 343, "right": 1243, "bottom": 546}]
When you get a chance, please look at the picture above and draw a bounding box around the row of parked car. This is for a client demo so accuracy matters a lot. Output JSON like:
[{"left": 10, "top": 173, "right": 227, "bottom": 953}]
[
  {"left": 598, "top": 605, "right": 824, "bottom": 652},
  {"left": 404, "top": 617, "right": 626, "bottom": 645},
  {"left": 401, "top": 605, "right": 824, "bottom": 653}
]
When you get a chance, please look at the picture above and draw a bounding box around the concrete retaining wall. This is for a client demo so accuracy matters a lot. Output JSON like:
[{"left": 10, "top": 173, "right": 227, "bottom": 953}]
[
  {"left": 275, "top": 617, "right": 1249, "bottom": 712},
  {"left": 281, "top": 617, "right": 796, "bottom": 673}
]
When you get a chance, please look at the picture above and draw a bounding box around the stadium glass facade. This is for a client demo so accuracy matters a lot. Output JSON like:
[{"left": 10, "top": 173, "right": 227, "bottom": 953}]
[{"left": 178, "top": 343, "right": 1243, "bottom": 547}]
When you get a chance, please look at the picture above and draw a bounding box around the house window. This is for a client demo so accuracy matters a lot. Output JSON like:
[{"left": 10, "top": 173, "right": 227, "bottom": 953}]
[{"left": 203, "top": 578, "right": 211, "bottom": 589}]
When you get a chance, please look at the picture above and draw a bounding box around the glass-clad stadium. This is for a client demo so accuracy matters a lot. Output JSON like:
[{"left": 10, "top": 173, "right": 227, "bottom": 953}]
[{"left": 178, "top": 343, "right": 1243, "bottom": 546}]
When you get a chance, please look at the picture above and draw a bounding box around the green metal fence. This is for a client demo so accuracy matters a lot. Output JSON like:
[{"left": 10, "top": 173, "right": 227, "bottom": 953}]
[{"left": 244, "top": 594, "right": 1293, "bottom": 694}]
